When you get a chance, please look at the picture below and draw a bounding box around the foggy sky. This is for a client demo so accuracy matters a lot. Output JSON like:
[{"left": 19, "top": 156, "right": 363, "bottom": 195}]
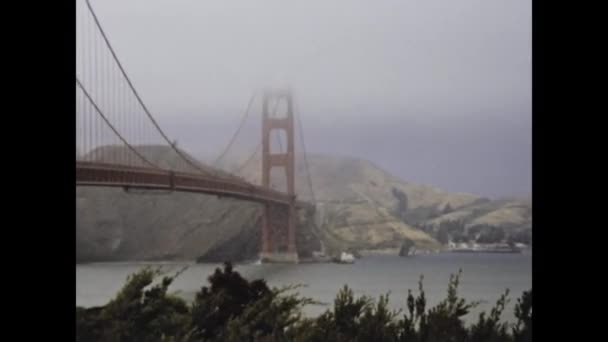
[{"left": 87, "top": 0, "right": 531, "bottom": 199}]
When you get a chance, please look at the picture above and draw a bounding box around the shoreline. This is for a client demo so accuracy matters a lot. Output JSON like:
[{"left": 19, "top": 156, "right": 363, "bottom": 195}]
[{"left": 76, "top": 247, "right": 532, "bottom": 265}]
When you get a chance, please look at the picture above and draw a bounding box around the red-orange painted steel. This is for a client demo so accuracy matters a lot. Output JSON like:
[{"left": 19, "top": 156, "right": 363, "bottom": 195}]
[
  {"left": 261, "top": 90, "right": 297, "bottom": 255},
  {"left": 76, "top": 161, "right": 293, "bottom": 206}
]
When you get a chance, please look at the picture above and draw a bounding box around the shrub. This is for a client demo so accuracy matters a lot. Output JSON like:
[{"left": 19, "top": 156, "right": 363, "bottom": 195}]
[
  {"left": 76, "top": 266, "right": 190, "bottom": 342},
  {"left": 76, "top": 264, "right": 532, "bottom": 342}
]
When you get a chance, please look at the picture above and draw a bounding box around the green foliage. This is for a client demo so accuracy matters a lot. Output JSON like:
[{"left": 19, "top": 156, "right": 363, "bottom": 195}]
[
  {"left": 397, "top": 277, "right": 427, "bottom": 341},
  {"left": 512, "top": 290, "right": 532, "bottom": 342},
  {"left": 469, "top": 290, "right": 511, "bottom": 342},
  {"left": 419, "top": 270, "right": 479, "bottom": 342},
  {"left": 76, "top": 266, "right": 190, "bottom": 342},
  {"left": 189, "top": 262, "right": 272, "bottom": 340},
  {"left": 76, "top": 264, "right": 532, "bottom": 342},
  {"left": 437, "top": 227, "right": 450, "bottom": 245},
  {"left": 399, "top": 238, "right": 415, "bottom": 256},
  {"left": 357, "top": 293, "right": 401, "bottom": 342},
  {"left": 507, "top": 229, "right": 532, "bottom": 245},
  {"left": 444, "top": 220, "right": 466, "bottom": 236},
  {"left": 223, "top": 285, "right": 315, "bottom": 342},
  {"left": 467, "top": 225, "right": 483, "bottom": 241},
  {"left": 293, "top": 286, "right": 402, "bottom": 342},
  {"left": 428, "top": 220, "right": 469, "bottom": 245},
  {"left": 392, "top": 187, "right": 409, "bottom": 220},
  {"left": 442, "top": 203, "right": 453, "bottom": 214},
  {"left": 476, "top": 225, "right": 506, "bottom": 244},
  {"left": 451, "top": 232, "right": 468, "bottom": 243}
]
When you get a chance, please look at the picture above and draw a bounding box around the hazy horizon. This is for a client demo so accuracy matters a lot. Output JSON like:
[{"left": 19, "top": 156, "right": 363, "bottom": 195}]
[{"left": 83, "top": 0, "right": 531, "bottom": 199}]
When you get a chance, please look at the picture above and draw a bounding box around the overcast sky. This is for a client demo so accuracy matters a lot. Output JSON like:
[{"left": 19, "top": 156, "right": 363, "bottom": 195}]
[{"left": 83, "top": 0, "right": 531, "bottom": 199}]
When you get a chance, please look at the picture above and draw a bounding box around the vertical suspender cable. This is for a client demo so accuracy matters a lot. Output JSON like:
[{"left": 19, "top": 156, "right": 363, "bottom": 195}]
[{"left": 85, "top": 0, "right": 208, "bottom": 175}]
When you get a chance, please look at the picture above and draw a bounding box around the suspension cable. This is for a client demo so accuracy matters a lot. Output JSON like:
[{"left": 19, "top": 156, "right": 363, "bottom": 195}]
[
  {"left": 233, "top": 142, "right": 262, "bottom": 176},
  {"left": 228, "top": 93, "right": 283, "bottom": 175},
  {"left": 84, "top": 0, "right": 208, "bottom": 175},
  {"left": 213, "top": 93, "right": 258, "bottom": 166},
  {"left": 77, "top": 77, "right": 160, "bottom": 170}
]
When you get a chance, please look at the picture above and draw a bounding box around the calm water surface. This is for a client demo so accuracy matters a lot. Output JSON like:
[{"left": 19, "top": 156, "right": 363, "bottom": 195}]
[{"left": 77, "top": 253, "right": 531, "bottom": 323}]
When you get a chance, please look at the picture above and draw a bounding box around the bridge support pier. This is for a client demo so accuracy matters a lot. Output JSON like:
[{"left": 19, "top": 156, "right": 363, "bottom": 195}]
[
  {"left": 260, "top": 202, "right": 298, "bottom": 263},
  {"left": 259, "top": 251, "right": 299, "bottom": 263},
  {"left": 260, "top": 89, "right": 298, "bottom": 264}
]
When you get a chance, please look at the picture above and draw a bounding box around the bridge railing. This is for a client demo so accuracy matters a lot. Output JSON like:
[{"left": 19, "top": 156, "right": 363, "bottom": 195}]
[{"left": 76, "top": 161, "right": 294, "bottom": 205}]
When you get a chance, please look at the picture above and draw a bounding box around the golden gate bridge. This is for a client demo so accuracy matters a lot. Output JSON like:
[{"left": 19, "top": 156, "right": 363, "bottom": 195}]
[{"left": 76, "top": 0, "right": 316, "bottom": 263}]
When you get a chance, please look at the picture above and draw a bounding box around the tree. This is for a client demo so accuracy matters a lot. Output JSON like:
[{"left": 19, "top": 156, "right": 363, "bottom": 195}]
[
  {"left": 512, "top": 290, "right": 532, "bottom": 342},
  {"left": 76, "top": 266, "right": 190, "bottom": 342},
  {"left": 446, "top": 220, "right": 466, "bottom": 235},
  {"left": 399, "top": 238, "right": 416, "bottom": 256},
  {"left": 452, "top": 232, "right": 468, "bottom": 243},
  {"left": 442, "top": 203, "right": 453, "bottom": 214},
  {"left": 477, "top": 226, "right": 506, "bottom": 243},
  {"left": 437, "top": 227, "right": 449, "bottom": 245},
  {"left": 467, "top": 225, "right": 483, "bottom": 241},
  {"left": 420, "top": 270, "right": 479, "bottom": 342},
  {"left": 469, "top": 290, "right": 511, "bottom": 342},
  {"left": 76, "top": 264, "right": 533, "bottom": 342},
  {"left": 392, "top": 188, "right": 409, "bottom": 221},
  {"left": 189, "top": 262, "right": 272, "bottom": 340},
  {"left": 508, "top": 229, "right": 532, "bottom": 245}
]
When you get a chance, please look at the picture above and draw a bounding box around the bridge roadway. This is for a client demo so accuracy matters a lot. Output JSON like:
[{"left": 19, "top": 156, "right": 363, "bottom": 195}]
[{"left": 76, "top": 161, "right": 308, "bottom": 207}]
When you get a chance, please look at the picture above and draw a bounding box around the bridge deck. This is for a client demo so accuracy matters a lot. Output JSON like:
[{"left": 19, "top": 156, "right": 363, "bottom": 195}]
[{"left": 76, "top": 161, "right": 298, "bottom": 206}]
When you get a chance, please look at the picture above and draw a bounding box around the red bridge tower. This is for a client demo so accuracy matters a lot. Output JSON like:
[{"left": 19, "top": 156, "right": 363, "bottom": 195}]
[{"left": 260, "top": 89, "right": 298, "bottom": 263}]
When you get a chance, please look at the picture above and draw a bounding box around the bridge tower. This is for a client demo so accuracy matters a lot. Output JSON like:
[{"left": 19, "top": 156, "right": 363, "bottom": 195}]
[{"left": 260, "top": 89, "right": 298, "bottom": 263}]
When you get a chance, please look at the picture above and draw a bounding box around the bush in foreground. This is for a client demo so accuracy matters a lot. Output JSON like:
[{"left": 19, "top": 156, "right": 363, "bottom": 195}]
[{"left": 76, "top": 263, "right": 532, "bottom": 342}]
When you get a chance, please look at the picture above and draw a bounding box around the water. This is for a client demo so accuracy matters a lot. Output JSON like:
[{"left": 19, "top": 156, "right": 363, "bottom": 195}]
[{"left": 76, "top": 252, "right": 531, "bottom": 324}]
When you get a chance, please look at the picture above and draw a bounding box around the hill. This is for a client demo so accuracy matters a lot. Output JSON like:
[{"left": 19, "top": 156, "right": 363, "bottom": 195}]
[
  {"left": 76, "top": 146, "right": 531, "bottom": 262},
  {"left": 233, "top": 153, "right": 530, "bottom": 253},
  {"left": 76, "top": 145, "right": 319, "bottom": 263}
]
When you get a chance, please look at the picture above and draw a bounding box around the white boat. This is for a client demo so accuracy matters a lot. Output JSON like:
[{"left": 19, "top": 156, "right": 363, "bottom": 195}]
[{"left": 338, "top": 252, "right": 355, "bottom": 264}]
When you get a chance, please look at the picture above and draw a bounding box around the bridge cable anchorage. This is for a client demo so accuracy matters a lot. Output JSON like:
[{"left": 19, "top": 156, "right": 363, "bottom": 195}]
[
  {"left": 213, "top": 93, "right": 258, "bottom": 167},
  {"left": 76, "top": 78, "right": 160, "bottom": 170},
  {"left": 294, "top": 100, "right": 316, "bottom": 205},
  {"left": 84, "top": 0, "right": 210, "bottom": 176}
]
